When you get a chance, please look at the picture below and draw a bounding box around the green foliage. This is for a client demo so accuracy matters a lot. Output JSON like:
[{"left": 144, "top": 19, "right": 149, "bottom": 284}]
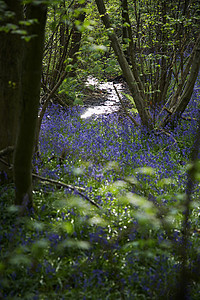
[{"left": 58, "top": 77, "right": 84, "bottom": 105}]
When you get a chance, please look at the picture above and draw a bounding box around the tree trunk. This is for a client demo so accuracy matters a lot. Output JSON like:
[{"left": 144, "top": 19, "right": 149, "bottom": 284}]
[
  {"left": 13, "top": 3, "right": 47, "bottom": 208},
  {"left": 0, "top": 1, "right": 23, "bottom": 176},
  {"left": 68, "top": 2, "right": 86, "bottom": 77},
  {"left": 120, "top": 0, "right": 145, "bottom": 99},
  {"left": 121, "top": 0, "right": 129, "bottom": 60},
  {"left": 95, "top": 0, "right": 153, "bottom": 129},
  {"left": 161, "top": 35, "right": 200, "bottom": 128}
]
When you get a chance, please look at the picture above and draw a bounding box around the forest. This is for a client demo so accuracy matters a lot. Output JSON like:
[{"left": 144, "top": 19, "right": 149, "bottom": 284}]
[{"left": 0, "top": 0, "right": 200, "bottom": 298}]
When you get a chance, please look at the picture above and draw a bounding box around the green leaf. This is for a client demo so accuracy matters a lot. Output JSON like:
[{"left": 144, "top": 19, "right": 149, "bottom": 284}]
[
  {"left": 158, "top": 178, "right": 173, "bottom": 187},
  {"left": 121, "top": 192, "right": 152, "bottom": 209},
  {"left": 21, "top": 34, "right": 37, "bottom": 42},
  {"left": 88, "top": 216, "right": 107, "bottom": 226},
  {"left": 103, "top": 161, "right": 119, "bottom": 172},
  {"left": 0, "top": 262, "right": 5, "bottom": 272},
  {"left": 73, "top": 98, "right": 84, "bottom": 105},
  {"left": 121, "top": 92, "right": 136, "bottom": 107},
  {"left": 10, "top": 254, "right": 31, "bottom": 266},
  {"left": 90, "top": 44, "right": 107, "bottom": 52},
  {"left": 124, "top": 176, "right": 138, "bottom": 185},
  {"left": 31, "top": 239, "right": 49, "bottom": 258},
  {"left": 59, "top": 239, "right": 90, "bottom": 250},
  {"left": 6, "top": 23, "right": 18, "bottom": 31},
  {"left": 134, "top": 167, "right": 155, "bottom": 175},
  {"left": 12, "top": 29, "right": 27, "bottom": 35},
  {"left": 61, "top": 222, "right": 74, "bottom": 234},
  {"left": 123, "top": 22, "right": 130, "bottom": 28},
  {"left": 19, "top": 19, "right": 38, "bottom": 26}
]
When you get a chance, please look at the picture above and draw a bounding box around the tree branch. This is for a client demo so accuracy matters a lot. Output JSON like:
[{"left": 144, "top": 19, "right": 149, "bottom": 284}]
[
  {"left": 32, "top": 173, "right": 102, "bottom": 209},
  {"left": 0, "top": 146, "right": 14, "bottom": 158}
]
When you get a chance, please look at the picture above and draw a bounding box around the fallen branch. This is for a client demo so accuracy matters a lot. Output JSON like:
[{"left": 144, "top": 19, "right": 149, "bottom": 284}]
[
  {"left": 161, "top": 141, "right": 177, "bottom": 153},
  {"left": 113, "top": 84, "right": 140, "bottom": 127},
  {"left": 156, "top": 128, "right": 178, "bottom": 144},
  {"left": 32, "top": 173, "right": 102, "bottom": 209},
  {"left": 155, "top": 128, "right": 179, "bottom": 154},
  {"left": 0, "top": 156, "right": 101, "bottom": 208},
  {"left": 0, "top": 156, "right": 100, "bottom": 208}
]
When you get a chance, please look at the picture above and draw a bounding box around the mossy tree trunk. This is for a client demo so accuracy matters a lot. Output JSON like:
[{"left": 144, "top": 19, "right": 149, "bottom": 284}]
[{"left": 13, "top": 3, "right": 47, "bottom": 208}]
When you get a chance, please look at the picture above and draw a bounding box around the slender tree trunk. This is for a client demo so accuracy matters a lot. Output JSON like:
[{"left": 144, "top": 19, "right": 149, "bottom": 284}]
[
  {"left": 120, "top": 0, "right": 145, "bottom": 99},
  {"left": 161, "top": 36, "right": 200, "bottom": 128},
  {"left": 0, "top": 1, "right": 23, "bottom": 176},
  {"left": 95, "top": 0, "right": 153, "bottom": 129},
  {"left": 13, "top": 3, "right": 47, "bottom": 208},
  {"left": 121, "top": 0, "right": 129, "bottom": 60},
  {"left": 68, "top": 2, "right": 86, "bottom": 77}
]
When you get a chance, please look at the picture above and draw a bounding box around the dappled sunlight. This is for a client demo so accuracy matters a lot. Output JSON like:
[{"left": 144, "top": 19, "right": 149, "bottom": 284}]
[{"left": 81, "top": 76, "right": 123, "bottom": 119}]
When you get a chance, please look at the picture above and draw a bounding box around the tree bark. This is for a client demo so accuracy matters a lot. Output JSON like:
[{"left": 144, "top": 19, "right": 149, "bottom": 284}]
[
  {"left": 95, "top": 0, "right": 153, "bottom": 129},
  {"left": 13, "top": 3, "right": 47, "bottom": 208},
  {"left": 0, "top": 0, "right": 23, "bottom": 176}
]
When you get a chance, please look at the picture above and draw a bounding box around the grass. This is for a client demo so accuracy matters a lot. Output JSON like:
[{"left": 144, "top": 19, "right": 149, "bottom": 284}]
[{"left": 1, "top": 83, "right": 200, "bottom": 299}]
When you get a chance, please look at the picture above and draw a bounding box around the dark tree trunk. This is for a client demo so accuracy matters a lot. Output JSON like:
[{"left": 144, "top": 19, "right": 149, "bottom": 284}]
[
  {"left": 13, "top": 3, "right": 47, "bottom": 208},
  {"left": 0, "top": 0, "right": 23, "bottom": 176}
]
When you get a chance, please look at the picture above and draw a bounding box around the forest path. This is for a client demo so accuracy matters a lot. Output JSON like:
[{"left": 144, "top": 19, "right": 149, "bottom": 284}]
[{"left": 81, "top": 76, "right": 129, "bottom": 119}]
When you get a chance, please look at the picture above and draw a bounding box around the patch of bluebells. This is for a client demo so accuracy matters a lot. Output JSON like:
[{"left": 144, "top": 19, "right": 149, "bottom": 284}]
[
  {"left": 1, "top": 82, "right": 200, "bottom": 298},
  {"left": 39, "top": 104, "right": 190, "bottom": 191}
]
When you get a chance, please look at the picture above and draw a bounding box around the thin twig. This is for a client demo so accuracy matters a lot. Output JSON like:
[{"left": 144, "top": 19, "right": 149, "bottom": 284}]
[
  {"left": 156, "top": 128, "right": 178, "bottom": 144},
  {"left": 0, "top": 158, "right": 12, "bottom": 168},
  {"left": 161, "top": 141, "right": 177, "bottom": 153}
]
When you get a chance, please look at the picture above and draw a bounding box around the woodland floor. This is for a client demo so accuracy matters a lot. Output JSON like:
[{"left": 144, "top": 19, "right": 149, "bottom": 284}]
[{"left": 81, "top": 75, "right": 131, "bottom": 119}]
